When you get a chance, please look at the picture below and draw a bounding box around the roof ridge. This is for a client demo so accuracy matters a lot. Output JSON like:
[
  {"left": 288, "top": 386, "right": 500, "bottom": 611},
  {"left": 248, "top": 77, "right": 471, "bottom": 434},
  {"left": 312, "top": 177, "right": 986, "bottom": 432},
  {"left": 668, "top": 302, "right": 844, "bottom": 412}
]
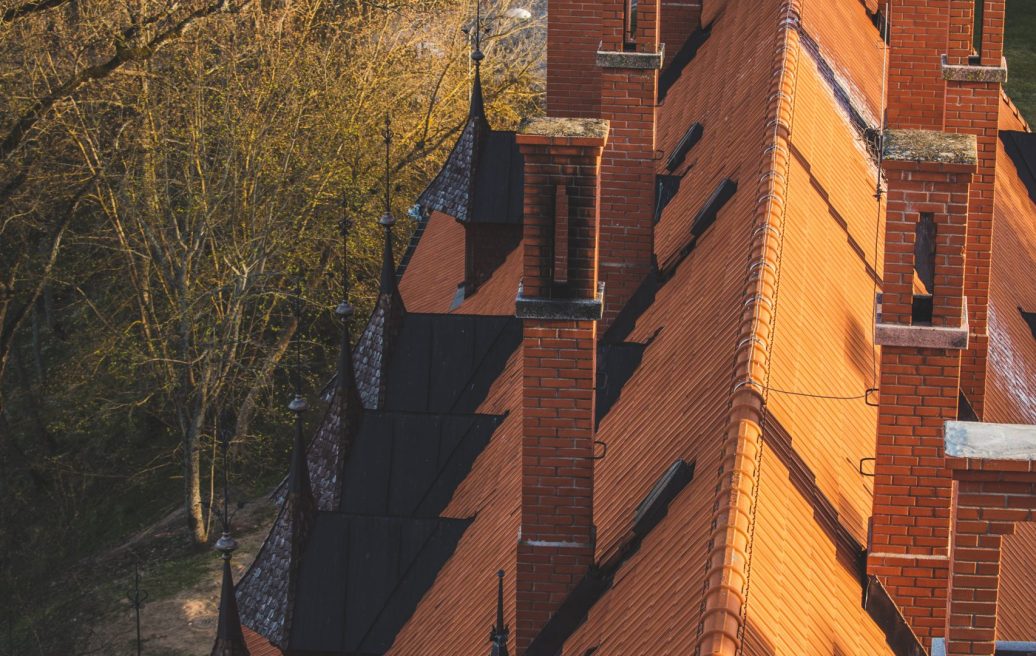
[{"left": 695, "top": 0, "right": 803, "bottom": 653}]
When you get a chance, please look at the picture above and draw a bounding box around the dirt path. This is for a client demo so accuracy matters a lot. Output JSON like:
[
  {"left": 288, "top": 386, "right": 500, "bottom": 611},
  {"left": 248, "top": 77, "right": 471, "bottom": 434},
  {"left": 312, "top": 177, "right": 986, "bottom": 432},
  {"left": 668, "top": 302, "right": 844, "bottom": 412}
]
[{"left": 84, "top": 496, "right": 277, "bottom": 656}]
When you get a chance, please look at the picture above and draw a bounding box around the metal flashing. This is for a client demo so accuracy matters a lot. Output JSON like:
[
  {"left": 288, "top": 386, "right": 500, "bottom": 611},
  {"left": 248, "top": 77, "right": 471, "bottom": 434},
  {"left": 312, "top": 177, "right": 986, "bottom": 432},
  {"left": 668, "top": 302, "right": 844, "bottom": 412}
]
[{"left": 515, "top": 282, "right": 606, "bottom": 321}]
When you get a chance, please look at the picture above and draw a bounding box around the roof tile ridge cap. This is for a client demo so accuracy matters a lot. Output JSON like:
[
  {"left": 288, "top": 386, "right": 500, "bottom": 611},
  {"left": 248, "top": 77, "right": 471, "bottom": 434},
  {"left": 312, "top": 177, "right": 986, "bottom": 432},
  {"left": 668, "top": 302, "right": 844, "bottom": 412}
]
[
  {"left": 694, "top": 1, "right": 802, "bottom": 655},
  {"left": 1001, "top": 89, "right": 1033, "bottom": 133}
]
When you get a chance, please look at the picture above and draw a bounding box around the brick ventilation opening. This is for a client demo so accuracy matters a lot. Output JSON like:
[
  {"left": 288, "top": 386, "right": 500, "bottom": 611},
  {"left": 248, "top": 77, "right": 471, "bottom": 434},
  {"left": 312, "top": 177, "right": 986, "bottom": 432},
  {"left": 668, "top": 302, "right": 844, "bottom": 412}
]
[{"left": 913, "top": 212, "right": 937, "bottom": 325}]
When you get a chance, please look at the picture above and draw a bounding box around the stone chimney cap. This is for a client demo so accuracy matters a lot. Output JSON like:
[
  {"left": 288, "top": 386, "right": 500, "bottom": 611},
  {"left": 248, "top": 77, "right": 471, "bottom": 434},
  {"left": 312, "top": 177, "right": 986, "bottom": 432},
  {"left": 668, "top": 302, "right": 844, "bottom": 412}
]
[
  {"left": 517, "top": 117, "right": 609, "bottom": 141},
  {"left": 944, "top": 421, "right": 1036, "bottom": 461},
  {"left": 883, "top": 129, "right": 978, "bottom": 168}
]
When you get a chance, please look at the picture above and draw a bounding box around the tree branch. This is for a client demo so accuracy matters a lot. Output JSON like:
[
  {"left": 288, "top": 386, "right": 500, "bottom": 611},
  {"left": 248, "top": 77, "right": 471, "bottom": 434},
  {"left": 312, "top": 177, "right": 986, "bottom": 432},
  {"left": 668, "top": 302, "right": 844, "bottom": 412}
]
[{"left": 1, "top": 0, "right": 231, "bottom": 162}]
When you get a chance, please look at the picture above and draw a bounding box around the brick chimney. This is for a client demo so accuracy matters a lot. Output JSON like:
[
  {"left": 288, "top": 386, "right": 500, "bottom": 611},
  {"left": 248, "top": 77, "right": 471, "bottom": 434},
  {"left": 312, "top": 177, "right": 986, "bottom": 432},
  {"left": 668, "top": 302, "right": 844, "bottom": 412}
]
[
  {"left": 868, "top": 128, "right": 977, "bottom": 647},
  {"left": 942, "top": 421, "right": 1036, "bottom": 656},
  {"left": 886, "top": 0, "right": 949, "bottom": 130},
  {"left": 596, "top": 0, "right": 664, "bottom": 331},
  {"left": 547, "top": 2, "right": 602, "bottom": 118},
  {"left": 943, "top": 0, "right": 1009, "bottom": 418},
  {"left": 660, "top": 0, "right": 702, "bottom": 53},
  {"left": 513, "top": 117, "right": 609, "bottom": 654}
]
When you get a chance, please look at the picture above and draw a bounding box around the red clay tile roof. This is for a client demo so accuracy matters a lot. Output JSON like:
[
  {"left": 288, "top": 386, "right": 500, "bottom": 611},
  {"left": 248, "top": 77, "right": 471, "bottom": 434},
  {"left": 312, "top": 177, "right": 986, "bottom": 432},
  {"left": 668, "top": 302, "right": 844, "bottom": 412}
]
[
  {"left": 389, "top": 1, "right": 1036, "bottom": 654},
  {"left": 398, "top": 211, "right": 465, "bottom": 314},
  {"left": 985, "top": 100, "right": 1036, "bottom": 642},
  {"left": 243, "top": 626, "right": 282, "bottom": 656}
]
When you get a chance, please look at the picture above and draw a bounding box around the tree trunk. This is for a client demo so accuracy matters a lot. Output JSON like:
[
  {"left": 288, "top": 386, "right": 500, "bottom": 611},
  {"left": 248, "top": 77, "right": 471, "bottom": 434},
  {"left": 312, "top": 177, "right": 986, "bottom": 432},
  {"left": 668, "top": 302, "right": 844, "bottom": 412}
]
[{"left": 183, "top": 401, "right": 209, "bottom": 545}]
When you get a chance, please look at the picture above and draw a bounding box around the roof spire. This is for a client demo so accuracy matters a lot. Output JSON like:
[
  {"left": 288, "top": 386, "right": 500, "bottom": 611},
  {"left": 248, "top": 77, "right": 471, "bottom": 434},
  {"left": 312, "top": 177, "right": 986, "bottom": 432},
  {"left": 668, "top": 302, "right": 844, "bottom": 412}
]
[
  {"left": 287, "top": 282, "right": 314, "bottom": 506},
  {"left": 211, "top": 425, "right": 251, "bottom": 656},
  {"left": 489, "top": 569, "right": 509, "bottom": 656},
  {"left": 469, "top": 0, "right": 487, "bottom": 120},
  {"left": 379, "top": 114, "right": 398, "bottom": 295},
  {"left": 336, "top": 210, "right": 359, "bottom": 394}
]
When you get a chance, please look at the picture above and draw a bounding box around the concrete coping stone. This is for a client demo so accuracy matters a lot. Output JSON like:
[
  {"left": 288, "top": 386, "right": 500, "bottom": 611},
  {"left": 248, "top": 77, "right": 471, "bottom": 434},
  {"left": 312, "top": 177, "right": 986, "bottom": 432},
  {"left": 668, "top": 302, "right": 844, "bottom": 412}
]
[
  {"left": 516, "top": 117, "right": 610, "bottom": 147},
  {"left": 882, "top": 129, "right": 978, "bottom": 168},
  {"left": 515, "top": 282, "right": 605, "bottom": 321},
  {"left": 941, "top": 55, "right": 1009, "bottom": 83},
  {"left": 596, "top": 43, "right": 665, "bottom": 70},
  {"left": 932, "top": 639, "right": 1036, "bottom": 655},
  {"left": 873, "top": 294, "right": 970, "bottom": 350},
  {"left": 944, "top": 421, "right": 1036, "bottom": 461}
]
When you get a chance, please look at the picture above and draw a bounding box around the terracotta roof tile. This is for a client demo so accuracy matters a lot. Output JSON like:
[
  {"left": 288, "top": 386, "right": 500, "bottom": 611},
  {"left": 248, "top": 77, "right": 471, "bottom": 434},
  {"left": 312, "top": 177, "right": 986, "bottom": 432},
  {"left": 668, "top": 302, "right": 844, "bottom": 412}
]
[
  {"left": 398, "top": 211, "right": 465, "bottom": 314},
  {"left": 243, "top": 626, "right": 282, "bottom": 656},
  {"left": 985, "top": 102, "right": 1036, "bottom": 642}
]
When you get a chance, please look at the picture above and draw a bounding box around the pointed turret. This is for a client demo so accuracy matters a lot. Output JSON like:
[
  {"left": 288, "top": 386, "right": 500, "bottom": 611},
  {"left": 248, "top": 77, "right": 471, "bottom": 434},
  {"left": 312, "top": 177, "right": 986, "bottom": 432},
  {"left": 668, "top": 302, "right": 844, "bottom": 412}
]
[
  {"left": 211, "top": 426, "right": 250, "bottom": 656},
  {"left": 489, "top": 570, "right": 510, "bottom": 656},
  {"left": 235, "top": 289, "right": 316, "bottom": 648},
  {"left": 354, "top": 115, "right": 406, "bottom": 410},
  {"left": 212, "top": 555, "right": 250, "bottom": 656}
]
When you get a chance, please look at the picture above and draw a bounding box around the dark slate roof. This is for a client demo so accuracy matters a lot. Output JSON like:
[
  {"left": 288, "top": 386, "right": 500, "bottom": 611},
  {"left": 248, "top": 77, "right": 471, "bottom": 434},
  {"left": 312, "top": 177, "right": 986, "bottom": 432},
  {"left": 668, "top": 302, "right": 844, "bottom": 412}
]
[
  {"left": 241, "top": 311, "right": 518, "bottom": 654},
  {"left": 237, "top": 478, "right": 315, "bottom": 648},
  {"left": 380, "top": 313, "right": 520, "bottom": 414},
  {"left": 417, "top": 118, "right": 481, "bottom": 223},
  {"left": 340, "top": 411, "right": 504, "bottom": 518},
  {"left": 289, "top": 515, "right": 471, "bottom": 655},
  {"left": 1004, "top": 131, "right": 1036, "bottom": 204},
  {"left": 416, "top": 118, "right": 523, "bottom": 225},
  {"left": 354, "top": 288, "right": 405, "bottom": 410}
]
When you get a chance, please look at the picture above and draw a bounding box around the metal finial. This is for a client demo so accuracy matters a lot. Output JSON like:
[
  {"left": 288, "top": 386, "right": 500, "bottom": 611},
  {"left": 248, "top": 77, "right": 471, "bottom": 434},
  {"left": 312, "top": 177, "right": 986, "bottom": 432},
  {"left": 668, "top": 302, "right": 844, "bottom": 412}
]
[
  {"left": 126, "top": 564, "right": 149, "bottom": 656},
  {"left": 290, "top": 277, "right": 305, "bottom": 408},
  {"left": 215, "top": 417, "right": 236, "bottom": 546},
  {"left": 337, "top": 209, "right": 355, "bottom": 321},
  {"left": 472, "top": 0, "right": 484, "bottom": 62},
  {"left": 380, "top": 114, "right": 395, "bottom": 229}
]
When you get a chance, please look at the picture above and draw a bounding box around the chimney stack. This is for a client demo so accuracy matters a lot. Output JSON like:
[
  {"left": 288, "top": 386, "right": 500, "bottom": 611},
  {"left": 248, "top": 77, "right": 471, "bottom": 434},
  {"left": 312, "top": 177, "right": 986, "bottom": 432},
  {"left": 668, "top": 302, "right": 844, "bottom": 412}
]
[
  {"left": 943, "top": 0, "right": 1009, "bottom": 418},
  {"left": 660, "top": 0, "right": 702, "bottom": 54},
  {"left": 547, "top": 1, "right": 602, "bottom": 118},
  {"left": 868, "top": 129, "right": 977, "bottom": 648},
  {"left": 596, "top": 0, "right": 664, "bottom": 331},
  {"left": 513, "top": 117, "right": 609, "bottom": 654},
  {"left": 942, "top": 422, "right": 1036, "bottom": 656},
  {"left": 885, "top": 0, "right": 950, "bottom": 130},
  {"left": 867, "top": 1, "right": 983, "bottom": 647}
]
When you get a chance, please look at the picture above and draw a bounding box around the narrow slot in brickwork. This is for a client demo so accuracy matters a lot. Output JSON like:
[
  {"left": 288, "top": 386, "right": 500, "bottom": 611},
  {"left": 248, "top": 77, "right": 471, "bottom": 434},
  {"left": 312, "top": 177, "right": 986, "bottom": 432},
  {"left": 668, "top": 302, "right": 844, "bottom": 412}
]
[
  {"left": 554, "top": 184, "right": 570, "bottom": 285},
  {"left": 912, "top": 213, "right": 936, "bottom": 325}
]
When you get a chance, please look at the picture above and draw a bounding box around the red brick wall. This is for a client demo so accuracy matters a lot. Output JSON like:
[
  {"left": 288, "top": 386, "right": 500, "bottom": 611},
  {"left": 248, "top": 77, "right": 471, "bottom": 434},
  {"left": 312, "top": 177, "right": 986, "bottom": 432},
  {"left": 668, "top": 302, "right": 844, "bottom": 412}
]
[
  {"left": 465, "top": 222, "right": 521, "bottom": 292},
  {"left": 660, "top": 0, "right": 702, "bottom": 52},
  {"left": 944, "top": 0, "right": 1006, "bottom": 418},
  {"left": 548, "top": 2, "right": 602, "bottom": 118},
  {"left": 886, "top": 0, "right": 950, "bottom": 130},
  {"left": 946, "top": 461, "right": 1036, "bottom": 656},
  {"left": 598, "top": 0, "right": 660, "bottom": 331},
  {"left": 979, "top": 0, "right": 1006, "bottom": 66}
]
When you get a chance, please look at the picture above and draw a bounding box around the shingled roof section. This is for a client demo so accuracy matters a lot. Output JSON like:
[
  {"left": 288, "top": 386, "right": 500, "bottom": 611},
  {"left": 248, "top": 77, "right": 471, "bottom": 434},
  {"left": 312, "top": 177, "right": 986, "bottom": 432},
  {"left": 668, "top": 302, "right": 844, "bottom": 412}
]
[
  {"left": 237, "top": 412, "right": 316, "bottom": 649},
  {"left": 354, "top": 234, "right": 406, "bottom": 411}
]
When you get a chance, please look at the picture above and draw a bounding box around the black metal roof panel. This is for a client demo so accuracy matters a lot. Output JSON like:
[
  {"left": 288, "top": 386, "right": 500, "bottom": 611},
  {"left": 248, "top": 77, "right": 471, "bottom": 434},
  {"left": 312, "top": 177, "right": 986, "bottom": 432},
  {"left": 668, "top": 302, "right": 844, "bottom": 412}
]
[
  {"left": 1004, "top": 130, "right": 1036, "bottom": 204},
  {"left": 471, "top": 131, "right": 524, "bottom": 224},
  {"left": 289, "top": 514, "right": 471, "bottom": 654},
  {"left": 340, "top": 411, "right": 504, "bottom": 517},
  {"left": 382, "top": 314, "right": 521, "bottom": 415}
]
